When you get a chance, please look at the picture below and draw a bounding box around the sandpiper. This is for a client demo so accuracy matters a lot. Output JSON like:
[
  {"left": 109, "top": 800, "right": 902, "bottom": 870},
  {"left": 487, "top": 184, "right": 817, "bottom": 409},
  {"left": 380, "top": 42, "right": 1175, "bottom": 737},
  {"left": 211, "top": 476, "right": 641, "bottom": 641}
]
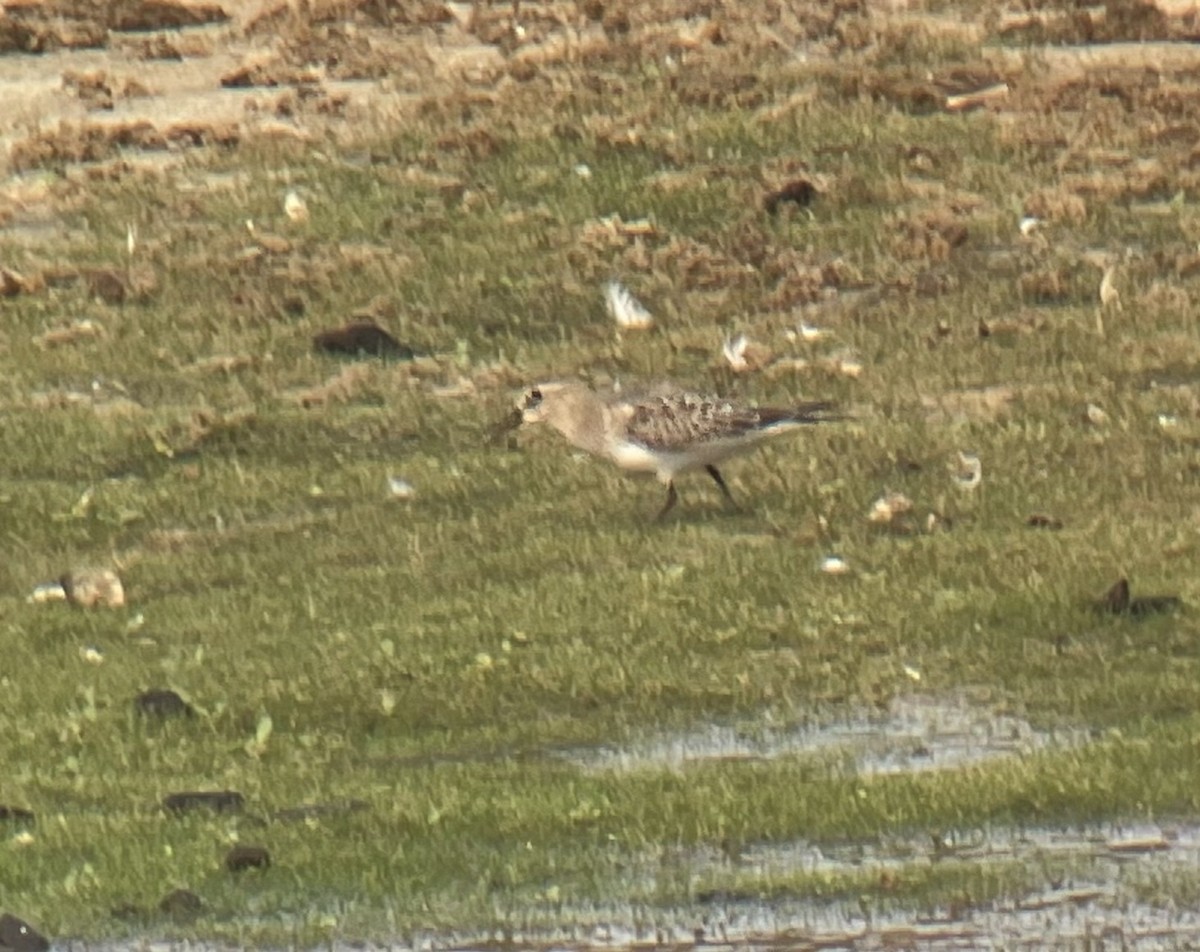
[{"left": 511, "top": 380, "right": 846, "bottom": 519}]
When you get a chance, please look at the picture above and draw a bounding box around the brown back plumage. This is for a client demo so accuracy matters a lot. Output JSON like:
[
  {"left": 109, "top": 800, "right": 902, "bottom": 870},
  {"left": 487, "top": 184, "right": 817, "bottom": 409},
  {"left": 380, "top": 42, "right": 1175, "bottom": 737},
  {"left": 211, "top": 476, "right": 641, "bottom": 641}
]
[{"left": 624, "top": 393, "right": 844, "bottom": 453}]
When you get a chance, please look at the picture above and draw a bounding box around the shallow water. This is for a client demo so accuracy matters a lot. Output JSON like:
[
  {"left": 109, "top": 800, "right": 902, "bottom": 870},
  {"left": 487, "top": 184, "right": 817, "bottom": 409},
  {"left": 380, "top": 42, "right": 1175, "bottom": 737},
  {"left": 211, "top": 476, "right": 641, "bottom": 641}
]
[
  {"left": 61, "top": 697, "right": 1195, "bottom": 951},
  {"left": 555, "top": 693, "right": 1088, "bottom": 777},
  {"left": 71, "top": 900, "right": 1200, "bottom": 952},
  {"left": 69, "top": 822, "right": 1200, "bottom": 951}
]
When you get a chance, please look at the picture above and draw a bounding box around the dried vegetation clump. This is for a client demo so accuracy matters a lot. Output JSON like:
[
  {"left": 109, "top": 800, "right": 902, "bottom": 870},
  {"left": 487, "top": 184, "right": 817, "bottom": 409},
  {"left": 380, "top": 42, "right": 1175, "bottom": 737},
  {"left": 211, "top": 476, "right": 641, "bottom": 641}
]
[
  {"left": 998, "top": 0, "right": 1178, "bottom": 45},
  {"left": 10, "top": 119, "right": 240, "bottom": 172},
  {"left": 0, "top": 0, "right": 228, "bottom": 52}
]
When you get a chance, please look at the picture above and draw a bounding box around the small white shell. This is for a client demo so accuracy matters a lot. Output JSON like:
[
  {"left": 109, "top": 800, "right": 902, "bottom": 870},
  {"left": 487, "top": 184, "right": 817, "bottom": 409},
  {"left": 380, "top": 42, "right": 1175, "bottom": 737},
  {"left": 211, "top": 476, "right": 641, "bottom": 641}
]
[
  {"left": 820, "top": 555, "right": 850, "bottom": 575},
  {"left": 284, "top": 189, "right": 309, "bottom": 223},
  {"left": 953, "top": 452, "right": 982, "bottom": 492},
  {"left": 388, "top": 476, "right": 416, "bottom": 500},
  {"left": 722, "top": 334, "right": 749, "bottom": 372},
  {"left": 604, "top": 281, "right": 654, "bottom": 329},
  {"left": 1099, "top": 265, "right": 1119, "bottom": 307},
  {"left": 28, "top": 582, "right": 68, "bottom": 604}
]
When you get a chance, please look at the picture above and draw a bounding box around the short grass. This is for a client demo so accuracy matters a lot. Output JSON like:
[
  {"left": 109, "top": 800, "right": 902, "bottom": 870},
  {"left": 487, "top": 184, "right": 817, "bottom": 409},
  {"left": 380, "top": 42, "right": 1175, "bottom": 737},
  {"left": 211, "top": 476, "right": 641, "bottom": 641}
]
[{"left": 2, "top": 1, "right": 1200, "bottom": 941}]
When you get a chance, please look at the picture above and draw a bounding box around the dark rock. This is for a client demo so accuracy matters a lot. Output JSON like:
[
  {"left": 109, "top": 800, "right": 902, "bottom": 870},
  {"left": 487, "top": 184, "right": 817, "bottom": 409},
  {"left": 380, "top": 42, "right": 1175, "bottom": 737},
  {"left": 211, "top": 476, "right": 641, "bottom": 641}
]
[
  {"left": 163, "top": 790, "right": 244, "bottom": 814},
  {"left": 0, "top": 806, "right": 34, "bottom": 824},
  {"left": 0, "top": 914, "right": 49, "bottom": 952},
  {"left": 1095, "top": 577, "right": 1183, "bottom": 617},
  {"left": 1026, "top": 513, "right": 1064, "bottom": 530},
  {"left": 134, "top": 689, "right": 194, "bottom": 718},
  {"left": 312, "top": 321, "right": 414, "bottom": 359},
  {"left": 764, "top": 178, "right": 817, "bottom": 215},
  {"left": 1100, "top": 577, "right": 1132, "bottom": 613},
  {"left": 83, "top": 268, "right": 127, "bottom": 304},
  {"left": 1130, "top": 595, "right": 1185, "bottom": 616},
  {"left": 158, "top": 889, "right": 203, "bottom": 922},
  {"left": 225, "top": 844, "right": 271, "bottom": 872}
]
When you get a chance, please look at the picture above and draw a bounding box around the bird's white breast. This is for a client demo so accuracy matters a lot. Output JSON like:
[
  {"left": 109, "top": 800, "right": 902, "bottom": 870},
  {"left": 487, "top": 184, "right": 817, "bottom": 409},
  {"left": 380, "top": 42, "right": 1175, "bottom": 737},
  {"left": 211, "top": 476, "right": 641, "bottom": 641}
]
[{"left": 609, "top": 441, "right": 669, "bottom": 476}]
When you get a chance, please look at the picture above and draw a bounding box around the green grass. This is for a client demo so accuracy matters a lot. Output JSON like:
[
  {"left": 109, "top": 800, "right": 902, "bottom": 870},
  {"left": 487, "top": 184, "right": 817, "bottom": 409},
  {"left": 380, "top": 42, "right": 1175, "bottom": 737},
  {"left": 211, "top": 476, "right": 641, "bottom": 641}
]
[{"left": 2, "top": 1, "right": 1200, "bottom": 941}]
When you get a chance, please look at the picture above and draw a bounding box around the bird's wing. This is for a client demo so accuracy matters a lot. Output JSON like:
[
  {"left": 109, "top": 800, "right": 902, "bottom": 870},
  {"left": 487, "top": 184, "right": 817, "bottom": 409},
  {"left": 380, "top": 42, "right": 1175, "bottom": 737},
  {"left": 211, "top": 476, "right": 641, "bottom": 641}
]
[
  {"left": 758, "top": 401, "right": 845, "bottom": 425},
  {"left": 619, "top": 393, "right": 765, "bottom": 451},
  {"left": 621, "top": 394, "right": 843, "bottom": 451}
]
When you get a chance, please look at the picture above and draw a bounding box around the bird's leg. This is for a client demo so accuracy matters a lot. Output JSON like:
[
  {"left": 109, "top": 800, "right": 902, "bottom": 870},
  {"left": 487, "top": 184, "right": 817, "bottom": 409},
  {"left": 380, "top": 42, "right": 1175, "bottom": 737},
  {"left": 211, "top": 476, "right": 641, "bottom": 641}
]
[
  {"left": 655, "top": 481, "right": 679, "bottom": 521},
  {"left": 705, "top": 465, "right": 739, "bottom": 510}
]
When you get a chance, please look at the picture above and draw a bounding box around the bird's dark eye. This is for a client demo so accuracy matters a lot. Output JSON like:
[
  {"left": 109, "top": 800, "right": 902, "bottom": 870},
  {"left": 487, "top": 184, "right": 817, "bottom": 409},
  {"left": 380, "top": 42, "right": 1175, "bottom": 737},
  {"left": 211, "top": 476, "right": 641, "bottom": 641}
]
[{"left": 525, "top": 388, "right": 543, "bottom": 409}]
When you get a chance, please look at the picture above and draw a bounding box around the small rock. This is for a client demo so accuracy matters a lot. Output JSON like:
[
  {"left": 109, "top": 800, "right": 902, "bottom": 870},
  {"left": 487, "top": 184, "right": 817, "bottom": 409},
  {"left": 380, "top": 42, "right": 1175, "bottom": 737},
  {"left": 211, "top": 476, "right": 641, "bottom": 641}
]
[
  {"left": 60, "top": 568, "right": 125, "bottom": 608},
  {"left": 163, "top": 791, "right": 244, "bottom": 814},
  {"left": 1026, "top": 513, "right": 1064, "bottom": 530},
  {"left": 764, "top": 178, "right": 817, "bottom": 214},
  {"left": 0, "top": 914, "right": 49, "bottom": 952},
  {"left": 134, "top": 689, "right": 194, "bottom": 718},
  {"left": 1095, "top": 577, "right": 1182, "bottom": 617},
  {"left": 83, "top": 268, "right": 127, "bottom": 305},
  {"left": 158, "top": 888, "right": 203, "bottom": 922},
  {"left": 225, "top": 844, "right": 271, "bottom": 872},
  {"left": 1099, "top": 577, "right": 1132, "bottom": 613},
  {"left": 312, "top": 321, "right": 414, "bottom": 359}
]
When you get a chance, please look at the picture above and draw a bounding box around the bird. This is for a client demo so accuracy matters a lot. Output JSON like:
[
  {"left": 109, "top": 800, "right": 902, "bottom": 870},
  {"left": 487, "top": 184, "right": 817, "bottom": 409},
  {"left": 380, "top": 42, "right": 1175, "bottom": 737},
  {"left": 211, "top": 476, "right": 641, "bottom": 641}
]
[{"left": 510, "top": 380, "right": 846, "bottom": 519}]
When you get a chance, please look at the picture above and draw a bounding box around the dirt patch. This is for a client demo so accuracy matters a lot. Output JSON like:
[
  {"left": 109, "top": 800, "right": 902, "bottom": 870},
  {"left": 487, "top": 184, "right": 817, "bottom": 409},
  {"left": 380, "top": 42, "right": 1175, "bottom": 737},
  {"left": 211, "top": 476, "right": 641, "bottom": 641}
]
[
  {"left": 0, "top": 0, "right": 432, "bottom": 223},
  {"left": 6, "top": 0, "right": 1200, "bottom": 237}
]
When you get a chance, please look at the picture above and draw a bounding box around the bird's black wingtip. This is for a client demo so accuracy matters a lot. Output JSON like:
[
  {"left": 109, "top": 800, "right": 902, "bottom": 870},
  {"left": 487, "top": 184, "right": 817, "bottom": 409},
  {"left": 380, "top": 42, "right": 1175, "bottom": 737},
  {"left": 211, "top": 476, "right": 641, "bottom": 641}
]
[{"left": 793, "top": 401, "right": 853, "bottom": 424}]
